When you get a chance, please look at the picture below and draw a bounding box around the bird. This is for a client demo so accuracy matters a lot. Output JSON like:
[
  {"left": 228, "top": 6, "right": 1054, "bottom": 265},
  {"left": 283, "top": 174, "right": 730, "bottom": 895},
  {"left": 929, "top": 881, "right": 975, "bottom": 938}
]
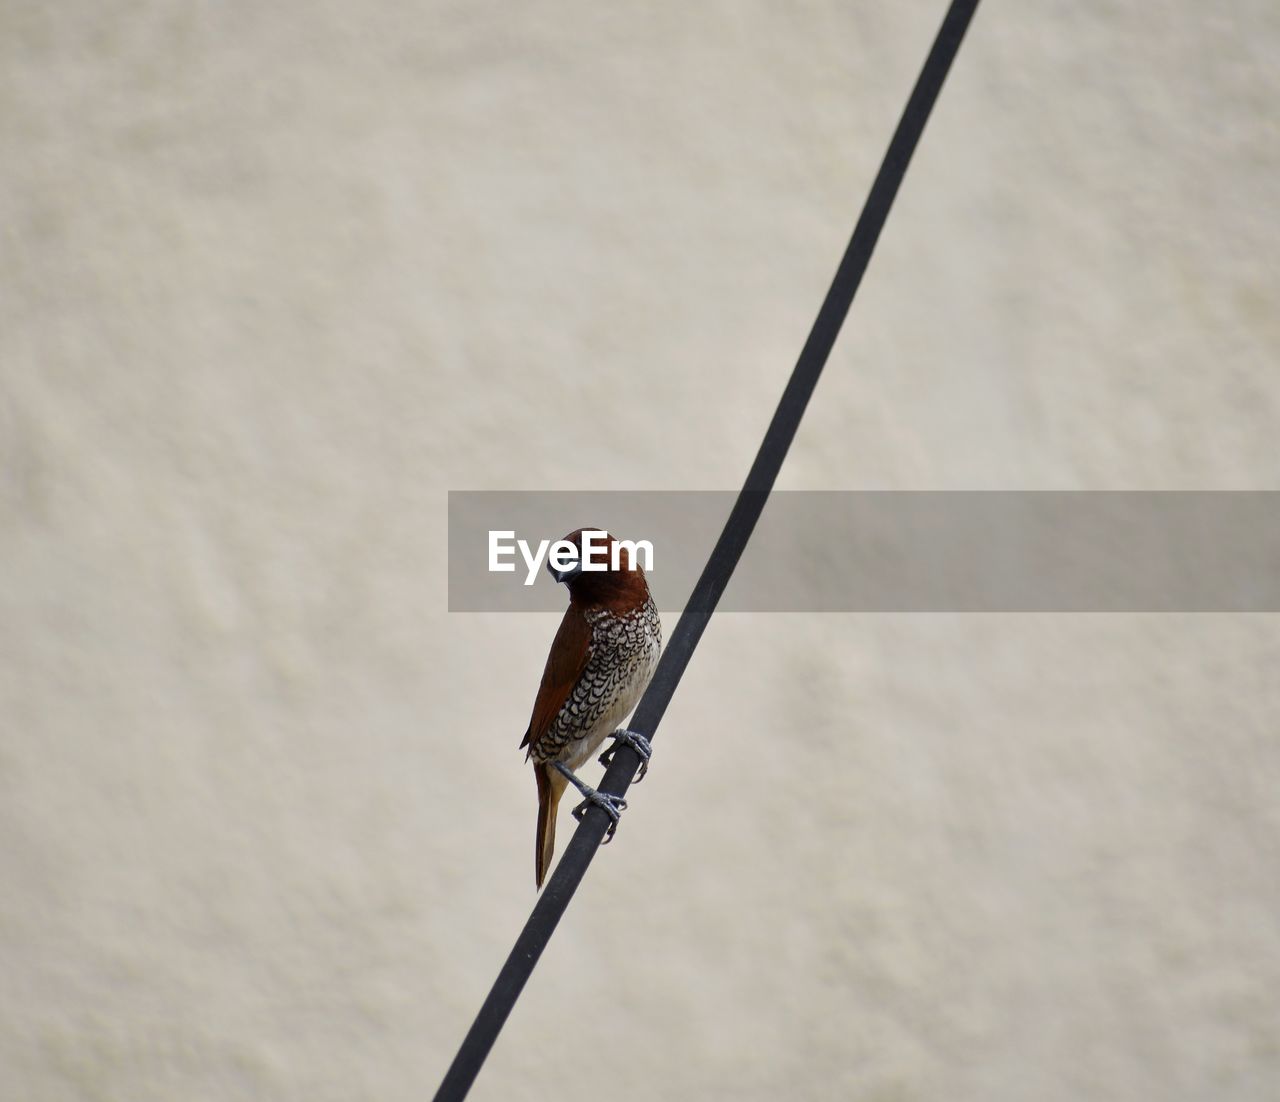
[{"left": 521, "top": 528, "right": 662, "bottom": 889}]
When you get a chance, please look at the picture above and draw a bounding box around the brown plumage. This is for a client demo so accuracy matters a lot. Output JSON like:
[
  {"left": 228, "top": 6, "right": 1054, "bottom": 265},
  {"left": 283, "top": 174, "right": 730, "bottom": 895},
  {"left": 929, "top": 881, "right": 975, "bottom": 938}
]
[{"left": 521, "top": 529, "right": 662, "bottom": 888}]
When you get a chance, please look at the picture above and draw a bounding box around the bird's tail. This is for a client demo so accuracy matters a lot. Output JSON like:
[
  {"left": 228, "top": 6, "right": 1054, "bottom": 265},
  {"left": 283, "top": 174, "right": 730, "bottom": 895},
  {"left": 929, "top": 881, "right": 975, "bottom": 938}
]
[{"left": 535, "top": 763, "right": 567, "bottom": 889}]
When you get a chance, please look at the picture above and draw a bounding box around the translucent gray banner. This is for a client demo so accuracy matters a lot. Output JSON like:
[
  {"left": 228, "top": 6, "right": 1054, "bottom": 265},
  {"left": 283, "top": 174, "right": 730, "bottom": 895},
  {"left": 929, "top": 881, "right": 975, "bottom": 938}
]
[{"left": 447, "top": 492, "right": 1280, "bottom": 612}]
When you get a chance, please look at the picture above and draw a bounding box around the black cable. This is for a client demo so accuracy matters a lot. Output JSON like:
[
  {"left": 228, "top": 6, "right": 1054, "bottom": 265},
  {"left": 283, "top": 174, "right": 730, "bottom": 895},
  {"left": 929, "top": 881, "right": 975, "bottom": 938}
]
[{"left": 434, "top": 3, "right": 980, "bottom": 1097}]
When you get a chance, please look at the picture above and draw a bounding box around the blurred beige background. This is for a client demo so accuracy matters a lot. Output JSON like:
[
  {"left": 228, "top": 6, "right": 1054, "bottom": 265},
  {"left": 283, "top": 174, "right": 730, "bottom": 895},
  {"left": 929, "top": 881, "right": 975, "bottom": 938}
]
[{"left": 3, "top": 2, "right": 1279, "bottom": 1099}]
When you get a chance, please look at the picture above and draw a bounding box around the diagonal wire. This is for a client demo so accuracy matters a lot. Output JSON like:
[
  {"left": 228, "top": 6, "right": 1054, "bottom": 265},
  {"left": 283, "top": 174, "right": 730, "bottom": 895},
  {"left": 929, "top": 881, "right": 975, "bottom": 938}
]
[{"left": 434, "top": 3, "right": 980, "bottom": 1097}]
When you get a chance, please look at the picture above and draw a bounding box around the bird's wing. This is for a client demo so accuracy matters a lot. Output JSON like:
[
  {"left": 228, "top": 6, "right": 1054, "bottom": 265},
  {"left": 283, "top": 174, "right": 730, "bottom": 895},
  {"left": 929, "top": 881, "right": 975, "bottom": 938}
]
[{"left": 520, "top": 604, "right": 592, "bottom": 751}]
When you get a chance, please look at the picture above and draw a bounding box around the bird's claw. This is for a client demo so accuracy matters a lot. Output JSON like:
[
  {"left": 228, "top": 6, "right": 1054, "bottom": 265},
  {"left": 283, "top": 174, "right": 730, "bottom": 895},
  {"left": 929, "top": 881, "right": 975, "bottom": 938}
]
[
  {"left": 571, "top": 789, "right": 628, "bottom": 843},
  {"left": 552, "top": 759, "right": 629, "bottom": 843},
  {"left": 599, "top": 727, "right": 652, "bottom": 782}
]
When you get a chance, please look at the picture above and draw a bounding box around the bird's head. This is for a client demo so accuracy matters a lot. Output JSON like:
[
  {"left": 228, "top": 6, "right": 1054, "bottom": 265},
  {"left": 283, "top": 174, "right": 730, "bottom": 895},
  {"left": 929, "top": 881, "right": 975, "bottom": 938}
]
[{"left": 547, "top": 527, "right": 651, "bottom": 608}]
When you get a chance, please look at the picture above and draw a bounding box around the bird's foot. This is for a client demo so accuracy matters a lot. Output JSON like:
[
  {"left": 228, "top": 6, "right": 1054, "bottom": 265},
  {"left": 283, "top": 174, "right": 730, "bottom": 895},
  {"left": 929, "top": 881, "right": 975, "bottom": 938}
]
[
  {"left": 552, "top": 762, "right": 628, "bottom": 843},
  {"left": 599, "top": 727, "right": 652, "bottom": 782},
  {"left": 571, "top": 791, "right": 627, "bottom": 843}
]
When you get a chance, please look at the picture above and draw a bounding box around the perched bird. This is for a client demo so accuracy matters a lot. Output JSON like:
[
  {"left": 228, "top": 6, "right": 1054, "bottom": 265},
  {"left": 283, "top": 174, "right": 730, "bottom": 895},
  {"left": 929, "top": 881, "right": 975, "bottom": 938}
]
[{"left": 521, "top": 528, "right": 662, "bottom": 888}]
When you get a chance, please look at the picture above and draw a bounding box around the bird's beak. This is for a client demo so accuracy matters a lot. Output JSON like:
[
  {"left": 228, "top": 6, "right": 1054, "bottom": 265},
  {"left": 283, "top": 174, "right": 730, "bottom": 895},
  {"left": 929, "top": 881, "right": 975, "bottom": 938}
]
[{"left": 547, "top": 558, "right": 583, "bottom": 585}]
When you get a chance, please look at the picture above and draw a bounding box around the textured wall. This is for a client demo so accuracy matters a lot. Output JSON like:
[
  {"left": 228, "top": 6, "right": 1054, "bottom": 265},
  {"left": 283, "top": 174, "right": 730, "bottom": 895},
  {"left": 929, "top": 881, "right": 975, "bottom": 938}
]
[{"left": 3, "top": 2, "right": 1278, "bottom": 1099}]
